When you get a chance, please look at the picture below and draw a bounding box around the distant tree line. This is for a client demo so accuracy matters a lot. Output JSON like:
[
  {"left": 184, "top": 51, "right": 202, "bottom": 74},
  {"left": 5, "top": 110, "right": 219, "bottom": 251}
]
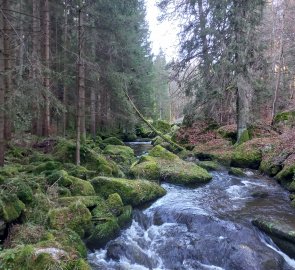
[{"left": 0, "top": 0, "right": 171, "bottom": 165}]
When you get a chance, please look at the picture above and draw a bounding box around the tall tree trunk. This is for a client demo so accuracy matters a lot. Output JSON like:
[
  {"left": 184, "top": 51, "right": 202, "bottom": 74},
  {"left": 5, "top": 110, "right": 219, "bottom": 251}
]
[
  {"left": 31, "top": 0, "right": 42, "bottom": 136},
  {"left": 3, "top": 0, "right": 12, "bottom": 140},
  {"left": 76, "top": 8, "right": 85, "bottom": 165},
  {"left": 90, "top": 88, "right": 96, "bottom": 139},
  {"left": 0, "top": 4, "right": 5, "bottom": 166},
  {"left": 42, "top": 0, "right": 50, "bottom": 137},
  {"left": 63, "top": 0, "right": 68, "bottom": 137},
  {"left": 271, "top": 4, "right": 285, "bottom": 121}
]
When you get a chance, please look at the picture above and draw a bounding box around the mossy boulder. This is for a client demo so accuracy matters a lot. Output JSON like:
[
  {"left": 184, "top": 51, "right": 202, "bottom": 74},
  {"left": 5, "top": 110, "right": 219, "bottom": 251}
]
[
  {"left": 46, "top": 170, "right": 95, "bottom": 196},
  {"left": 0, "top": 240, "right": 91, "bottom": 270},
  {"left": 136, "top": 123, "right": 153, "bottom": 138},
  {"left": 102, "top": 137, "right": 125, "bottom": 146},
  {"left": 131, "top": 146, "right": 212, "bottom": 185},
  {"left": 33, "top": 161, "right": 62, "bottom": 174},
  {"left": 87, "top": 217, "right": 120, "bottom": 248},
  {"left": 91, "top": 176, "right": 166, "bottom": 206},
  {"left": 63, "top": 163, "right": 96, "bottom": 180},
  {"left": 103, "top": 145, "right": 135, "bottom": 173},
  {"left": 231, "top": 143, "right": 262, "bottom": 169},
  {"left": 3, "top": 177, "right": 34, "bottom": 204},
  {"left": 197, "top": 161, "right": 221, "bottom": 171},
  {"left": 48, "top": 202, "right": 92, "bottom": 237},
  {"left": 154, "top": 120, "right": 171, "bottom": 134},
  {"left": 130, "top": 156, "right": 161, "bottom": 180},
  {"left": 229, "top": 167, "right": 246, "bottom": 177},
  {"left": 58, "top": 196, "right": 106, "bottom": 209},
  {"left": 106, "top": 193, "right": 124, "bottom": 216},
  {"left": 53, "top": 139, "right": 120, "bottom": 176},
  {"left": 0, "top": 193, "right": 25, "bottom": 222}
]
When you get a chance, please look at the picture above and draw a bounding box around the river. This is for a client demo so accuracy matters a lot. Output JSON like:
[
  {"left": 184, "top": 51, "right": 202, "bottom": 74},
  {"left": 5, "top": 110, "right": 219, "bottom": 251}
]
[{"left": 88, "top": 144, "right": 295, "bottom": 270}]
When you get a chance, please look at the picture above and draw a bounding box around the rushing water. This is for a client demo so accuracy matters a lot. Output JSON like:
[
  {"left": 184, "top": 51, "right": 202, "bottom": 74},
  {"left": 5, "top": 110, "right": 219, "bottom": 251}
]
[{"left": 88, "top": 143, "right": 295, "bottom": 270}]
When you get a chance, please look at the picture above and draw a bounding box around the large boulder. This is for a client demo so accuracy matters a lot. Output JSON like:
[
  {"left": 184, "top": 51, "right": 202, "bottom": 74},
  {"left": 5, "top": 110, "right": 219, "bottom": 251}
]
[
  {"left": 48, "top": 202, "right": 92, "bottom": 237},
  {"left": 91, "top": 176, "right": 166, "bottom": 207},
  {"left": 131, "top": 145, "right": 212, "bottom": 185}
]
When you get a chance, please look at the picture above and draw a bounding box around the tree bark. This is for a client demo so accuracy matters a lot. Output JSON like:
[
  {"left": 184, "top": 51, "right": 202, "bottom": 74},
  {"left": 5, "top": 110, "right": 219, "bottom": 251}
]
[
  {"left": 63, "top": 0, "right": 68, "bottom": 137},
  {"left": 76, "top": 8, "right": 84, "bottom": 165},
  {"left": 3, "top": 0, "right": 12, "bottom": 140},
  {"left": 0, "top": 4, "right": 5, "bottom": 166},
  {"left": 90, "top": 87, "right": 96, "bottom": 139},
  {"left": 42, "top": 0, "right": 50, "bottom": 137}
]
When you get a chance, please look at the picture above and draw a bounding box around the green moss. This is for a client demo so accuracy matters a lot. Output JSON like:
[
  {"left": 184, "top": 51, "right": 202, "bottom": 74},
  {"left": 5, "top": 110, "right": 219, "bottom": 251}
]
[
  {"left": 87, "top": 217, "right": 120, "bottom": 247},
  {"left": 69, "top": 176, "right": 95, "bottom": 196},
  {"left": 149, "top": 145, "right": 178, "bottom": 160},
  {"left": 274, "top": 110, "right": 295, "bottom": 123},
  {"left": 91, "top": 176, "right": 166, "bottom": 206},
  {"left": 103, "top": 145, "right": 135, "bottom": 173},
  {"left": 259, "top": 160, "right": 281, "bottom": 176},
  {"left": 118, "top": 205, "right": 132, "bottom": 227},
  {"left": 0, "top": 193, "right": 25, "bottom": 222},
  {"left": 33, "top": 161, "right": 62, "bottom": 174},
  {"left": 24, "top": 193, "right": 54, "bottom": 225},
  {"left": 63, "top": 163, "right": 96, "bottom": 180},
  {"left": 229, "top": 167, "right": 245, "bottom": 177},
  {"left": 237, "top": 129, "right": 250, "bottom": 144},
  {"left": 47, "top": 170, "right": 73, "bottom": 187},
  {"left": 102, "top": 137, "right": 124, "bottom": 146},
  {"left": 197, "top": 161, "right": 220, "bottom": 171},
  {"left": 4, "top": 177, "right": 34, "bottom": 204},
  {"left": 4, "top": 224, "right": 47, "bottom": 248},
  {"left": 154, "top": 120, "right": 171, "bottom": 133},
  {"left": 160, "top": 160, "right": 212, "bottom": 185},
  {"left": 130, "top": 158, "right": 161, "bottom": 180},
  {"left": 275, "top": 165, "right": 295, "bottom": 182},
  {"left": 106, "top": 193, "right": 124, "bottom": 216},
  {"left": 231, "top": 144, "right": 262, "bottom": 169},
  {"left": 131, "top": 147, "right": 212, "bottom": 185},
  {"left": 58, "top": 196, "right": 106, "bottom": 209},
  {"left": 0, "top": 242, "right": 90, "bottom": 270},
  {"left": 52, "top": 228, "right": 87, "bottom": 258},
  {"left": 47, "top": 202, "right": 92, "bottom": 237},
  {"left": 0, "top": 165, "right": 20, "bottom": 178}
]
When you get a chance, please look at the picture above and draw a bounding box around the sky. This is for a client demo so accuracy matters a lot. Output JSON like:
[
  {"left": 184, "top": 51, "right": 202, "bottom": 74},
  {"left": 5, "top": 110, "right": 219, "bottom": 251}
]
[{"left": 145, "top": 0, "right": 179, "bottom": 61}]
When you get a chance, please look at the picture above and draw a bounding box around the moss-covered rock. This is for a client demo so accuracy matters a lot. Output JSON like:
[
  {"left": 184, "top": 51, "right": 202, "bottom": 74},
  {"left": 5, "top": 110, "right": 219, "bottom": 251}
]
[
  {"left": 47, "top": 202, "right": 92, "bottom": 237},
  {"left": 229, "top": 167, "right": 246, "bottom": 177},
  {"left": 197, "top": 161, "right": 220, "bottom": 171},
  {"left": 103, "top": 145, "right": 135, "bottom": 173},
  {"left": 58, "top": 196, "right": 106, "bottom": 209},
  {"left": 91, "top": 176, "right": 166, "bottom": 206},
  {"left": 0, "top": 238, "right": 91, "bottom": 270},
  {"left": 46, "top": 170, "right": 95, "bottom": 196},
  {"left": 217, "top": 125, "right": 237, "bottom": 141},
  {"left": 130, "top": 156, "right": 161, "bottom": 180},
  {"left": 63, "top": 163, "right": 96, "bottom": 180},
  {"left": 3, "top": 177, "right": 34, "bottom": 204},
  {"left": 102, "top": 137, "right": 125, "bottom": 146},
  {"left": 149, "top": 145, "right": 178, "bottom": 160},
  {"left": 33, "top": 161, "right": 62, "bottom": 174},
  {"left": 106, "top": 193, "right": 124, "bottom": 216},
  {"left": 154, "top": 120, "right": 171, "bottom": 134},
  {"left": 231, "top": 143, "right": 262, "bottom": 169},
  {"left": 131, "top": 146, "right": 212, "bottom": 185},
  {"left": 24, "top": 193, "right": 54, "bottom": 225},
  {"left": 0, "top": 193, "right": 25, "bottom": 222},
  {"left": 53, "top": 139, "right": 120, "bottom": 176},
  {"left": 87, "top": 217, "right": 120, "bottom": 248}
]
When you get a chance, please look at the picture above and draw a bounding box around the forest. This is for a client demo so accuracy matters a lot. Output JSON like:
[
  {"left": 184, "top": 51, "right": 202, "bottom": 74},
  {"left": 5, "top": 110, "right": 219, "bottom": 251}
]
[{"left": 0, "top": 0, "right": 295, "bottom": 269}]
